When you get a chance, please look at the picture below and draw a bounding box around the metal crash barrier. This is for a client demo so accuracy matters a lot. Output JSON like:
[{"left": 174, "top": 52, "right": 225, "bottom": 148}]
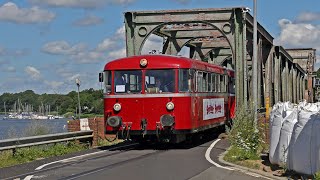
[{"left": 0, "top": 130, "right": 93, "bottom": 152}]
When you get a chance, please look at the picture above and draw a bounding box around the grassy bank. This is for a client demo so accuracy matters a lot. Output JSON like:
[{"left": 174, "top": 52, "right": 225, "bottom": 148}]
[{"left": 0, "top": 142, "right": 88, "bottom": 168}]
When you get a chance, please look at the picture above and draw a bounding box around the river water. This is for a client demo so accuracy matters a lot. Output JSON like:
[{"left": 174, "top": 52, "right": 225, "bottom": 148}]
[{"left": 0, "top": 115, "right": 69, "bottom": 140}]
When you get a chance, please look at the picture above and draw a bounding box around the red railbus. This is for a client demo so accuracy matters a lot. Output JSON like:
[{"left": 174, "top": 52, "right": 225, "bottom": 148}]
[{"left": 99, "top": 55, "right": 235, "bottom": 143}]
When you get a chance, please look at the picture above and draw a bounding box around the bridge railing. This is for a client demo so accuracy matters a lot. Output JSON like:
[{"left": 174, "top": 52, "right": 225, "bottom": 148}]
[{"left": 0, "top": 130, "right": 93, "bottom": 152}]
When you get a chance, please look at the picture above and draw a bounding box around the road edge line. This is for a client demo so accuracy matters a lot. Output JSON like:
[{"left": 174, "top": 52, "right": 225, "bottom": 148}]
[{"left": 205, "top": 138, "right": 233, "bottom": 170}]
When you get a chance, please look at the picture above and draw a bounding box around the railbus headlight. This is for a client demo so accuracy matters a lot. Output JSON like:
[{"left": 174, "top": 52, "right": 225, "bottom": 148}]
[
  {"left": 113, "top": 103, "right": 122, "bottom": 111},
  {"left": 166, "top": 102, "right": 174, "bottom": 111},
  {"left": 160, "top": 114, "right": 175, "bottom": 127},
  {"left": 107, "top": 116, "right": 122, "bottom": 127}
]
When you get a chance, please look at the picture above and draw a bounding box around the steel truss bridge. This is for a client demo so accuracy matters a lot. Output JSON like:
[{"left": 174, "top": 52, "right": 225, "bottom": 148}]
[{"left": 124, "top": 7, "right": 316, "bottom": 115}]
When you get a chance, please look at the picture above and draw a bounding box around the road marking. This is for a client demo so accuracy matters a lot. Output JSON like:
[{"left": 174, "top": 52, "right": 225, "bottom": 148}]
[
  {"left": 23, "top": 175, "right": 33, "bottom": 180},
  {"left": 35, "top": 143, "right": 137, "bottom": 170},
  {"left": 205, "top": 138, "right": 233, "bottom": 170},
  {"left": 22, "top": 143, "right": 137, "bottom": 180},
  {"left": 205, "top": 138, "right": 273, "bottom": 180}
]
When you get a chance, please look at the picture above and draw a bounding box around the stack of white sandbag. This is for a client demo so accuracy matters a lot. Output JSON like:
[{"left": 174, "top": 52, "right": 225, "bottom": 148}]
[
  {"left": 269, "top": 100, "right": 320, "bottom": 175},
  {"left": 269, "top": 102, "right": 295, "bottom": 165}
]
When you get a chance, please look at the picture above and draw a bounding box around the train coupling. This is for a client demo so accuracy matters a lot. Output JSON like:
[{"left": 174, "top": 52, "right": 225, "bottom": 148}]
[
  {"left": 140, "top": 118, "right": 147, "bottom": 137},
  {"left": 121, "top": 122, "right": 132, "bottom": 140}
]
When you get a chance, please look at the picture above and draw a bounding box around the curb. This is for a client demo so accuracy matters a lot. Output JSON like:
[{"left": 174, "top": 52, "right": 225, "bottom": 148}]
[{"left": 218, "top": 147, "right": 288, "bottom": 180}]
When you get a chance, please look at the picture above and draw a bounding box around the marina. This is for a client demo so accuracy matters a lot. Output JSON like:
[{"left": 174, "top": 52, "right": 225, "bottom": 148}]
[{"left": 0, "top": 115, "right": 69, "bottom": 140}]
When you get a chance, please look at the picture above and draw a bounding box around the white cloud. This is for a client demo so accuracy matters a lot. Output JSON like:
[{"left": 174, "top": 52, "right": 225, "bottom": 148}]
[
  {"left": 41, "top": 26, "right": 128, "bottom": 64},
  {"left": 29, "top": 0, "right": 135, "bottom": 9},
  {"left": 115, "top": 25, "right": 126, "bottom": 40},
  {"left": 275, "top": 18, "right": 320, "bottom": 71},
  {"left": 68, "top": 73, "right": 80, "bottom": 82},
  {"left": 70, "top": 51, "right": 106, "bottom": 63},
  {"left": 25, "top": 66, "right": 41, "bottom": 80},
  {"left": 44, "top": 80, "right": 64, "bottom": 89},
  {"left": 96, "top": 38, "right": 117, "bottom": 52},
  {"left": 5, "top": 66, "right": 16, "bottom": 72},
  {"left": 73, "top": 15, "right": 104, "bottom": 26},
  {"left": 0, "top": 2, "right": 55, "bottom": 24},
  {"left": 108, "top": 48, "right": 126, "bottom": 59},
  {"left": 275, "top": 19, "right": 320, "bottom": 49},
  {"left": 42, "top": 41, "right": 86, "bottom": 55},
  {"left": 0, "top": 45, "right": 29, "bottom": 57},
  {"left": 141, "top": 34, "right": 163, "bottom": 54},
  {"left": 296, "top": 12, "right": 320, "bottom": 23}
]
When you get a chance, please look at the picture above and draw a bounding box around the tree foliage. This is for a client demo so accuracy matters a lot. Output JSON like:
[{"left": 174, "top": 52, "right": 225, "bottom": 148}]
[{"left": 0, "top": 89, "right": 104, "bottom": 117}]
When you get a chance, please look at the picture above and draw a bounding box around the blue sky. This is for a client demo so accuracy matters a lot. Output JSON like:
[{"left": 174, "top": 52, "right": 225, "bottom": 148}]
[{"left": 0, "top": 0, "right": 320, "bottom": 95}]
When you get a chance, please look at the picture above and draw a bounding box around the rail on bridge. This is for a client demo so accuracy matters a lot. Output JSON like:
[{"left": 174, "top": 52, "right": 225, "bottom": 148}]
[{"left": 123, "top": 7, "right": 315, "bottom": 116}]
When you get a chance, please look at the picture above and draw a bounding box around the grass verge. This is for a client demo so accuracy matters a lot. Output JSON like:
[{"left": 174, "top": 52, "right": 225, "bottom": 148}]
[{"left": 0, "top": 141, "right": 88, "bottom": 168}]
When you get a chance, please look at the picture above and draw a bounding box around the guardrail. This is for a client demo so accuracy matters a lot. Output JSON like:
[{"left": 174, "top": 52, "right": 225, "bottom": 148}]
[{"left": 0, "top": 130, "right": 93, "bottom": 152}]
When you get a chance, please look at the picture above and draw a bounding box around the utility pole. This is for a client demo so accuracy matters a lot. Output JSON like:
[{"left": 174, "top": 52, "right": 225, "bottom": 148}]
[
  {"left": 252, "top": 0, "right": 258, "bottom": 129},
  {"left": 76, "top": 78, "right": 81, "bottom": 120}
]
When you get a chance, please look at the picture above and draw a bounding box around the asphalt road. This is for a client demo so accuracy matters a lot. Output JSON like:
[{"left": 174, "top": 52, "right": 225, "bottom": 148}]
[{"left": 1, "top": 133, "right": 267, "bottom": 180}]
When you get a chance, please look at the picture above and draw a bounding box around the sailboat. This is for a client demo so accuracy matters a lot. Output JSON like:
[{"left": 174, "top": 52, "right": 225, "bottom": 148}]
[{"left": 3, "top": 102, "right": 7, "bottom": 120}]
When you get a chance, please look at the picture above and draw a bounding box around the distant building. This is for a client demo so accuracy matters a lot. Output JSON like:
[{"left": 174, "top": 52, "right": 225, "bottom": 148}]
[
  {"left": 314, "top": 77, "right": 320, "bottom": 102},
  {"left": 286, "top": 48, "right": 316, "bottom": 102}
]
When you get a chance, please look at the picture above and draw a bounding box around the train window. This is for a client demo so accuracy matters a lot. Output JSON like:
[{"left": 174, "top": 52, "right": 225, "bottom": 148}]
[
  {"left": 104, "top": 71, "right": 111, "bottom": 94},
  {"left": 216, "top": 75, "right": 220, "bottom": 92},
  {"left": 145, "top": 69, "right": 175, "bottom": 93},
  {"left": 203, "top": 73, "right": 208, "bottom": 92},
  {"left": 208, "top": 73, "right": 212, "bottom": 92},
  {"left": 220, "top": 75, "right": 225, "bottom": 92},
  {"left": 114, "top": 70, "right": 142, "bottom": 93},
  {"left": 196, "top": 71, "right": 203, "bottom": 92},
  {"left": 211, "top": 74, "right": 216, "bottom": 92},
  {"left": 179, "top": 69, "right": 191, "bottom": 92}
]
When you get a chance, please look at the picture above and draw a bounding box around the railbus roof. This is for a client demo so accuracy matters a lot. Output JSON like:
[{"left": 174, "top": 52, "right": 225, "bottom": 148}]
[{"left": 104, "top": 55, "right": 231, "bottom": 74}]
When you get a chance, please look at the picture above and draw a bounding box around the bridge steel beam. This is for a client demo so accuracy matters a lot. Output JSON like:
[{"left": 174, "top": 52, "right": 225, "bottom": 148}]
[
  {"left": 124, "top": 7, "right": 276, "bottom": 109},
  {"left": 274, "top": 49, "right": 280, "bottom": 103},
  {"left": 293, "top": 67, "right": 297, "bottom": 103},
  {"left": 273, "top": 46, "right": 305, "bottom": 104}
]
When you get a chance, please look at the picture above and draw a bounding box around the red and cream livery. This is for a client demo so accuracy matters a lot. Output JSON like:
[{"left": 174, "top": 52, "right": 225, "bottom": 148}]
[{"left": 99, "top": 55, "right": 235, "bottom": 143}]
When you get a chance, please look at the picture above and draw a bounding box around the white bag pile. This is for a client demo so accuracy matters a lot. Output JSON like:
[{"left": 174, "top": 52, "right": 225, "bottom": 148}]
[{"left": 269, "top": 100, "right": 320, "bottom": 175}]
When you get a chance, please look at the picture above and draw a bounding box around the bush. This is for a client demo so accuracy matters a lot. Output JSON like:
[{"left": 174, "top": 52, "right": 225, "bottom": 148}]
[
  {"left": 227, "top": 104, "right": 264, "bottom": 161},
  {"left": 315, "top": 172, "right": 320, "bottom": 180},
  {"left": 23, "top": 121, "right": 52, "bottom": 137}
]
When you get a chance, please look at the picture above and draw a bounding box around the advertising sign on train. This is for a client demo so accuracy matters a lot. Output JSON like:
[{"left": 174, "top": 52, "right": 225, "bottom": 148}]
[{"left": 203, "top": 98, "right": 224, "bottom": 120}]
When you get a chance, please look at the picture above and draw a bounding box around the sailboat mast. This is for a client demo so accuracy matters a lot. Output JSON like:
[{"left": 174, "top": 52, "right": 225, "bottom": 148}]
[{"left": 4, "top": 102, "right": 6, "bottom": 116}]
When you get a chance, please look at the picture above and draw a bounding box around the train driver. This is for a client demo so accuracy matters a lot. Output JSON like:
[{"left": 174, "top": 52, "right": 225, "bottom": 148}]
[
  {"left": 155, "top": 77, "right": 172, "bottom": 92},
  {"left": 114, "top": 73, "right": 126, "bottom": 92},
  {"left": 115, "top": 73, "right": 125, "bottom": 85}
]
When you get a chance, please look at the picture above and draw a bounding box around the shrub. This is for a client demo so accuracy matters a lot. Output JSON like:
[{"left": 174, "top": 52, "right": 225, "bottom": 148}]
[
  {"left": 227, "top": 104, "right": 264, "bottom": 161},
  {"left": 23, "top": 121, "right": 52, "bottom": 137},
  {"left": 315, "top": 172, "right": 320, "bottom": 180}
]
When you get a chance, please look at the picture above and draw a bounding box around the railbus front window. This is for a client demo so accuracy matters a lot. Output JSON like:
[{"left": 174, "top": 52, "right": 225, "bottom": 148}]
[
  {"left": 145, "top": 69, "right": 175, "bottom": 93},
  {"left": 114, "top": 70, "right": 142, "bottom": 94},
  {"left": 104, "top": 71, "right": 111, "bottom": 94}
]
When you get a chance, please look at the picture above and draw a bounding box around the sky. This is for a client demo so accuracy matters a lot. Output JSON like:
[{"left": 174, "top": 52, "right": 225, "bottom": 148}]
[{"left": 0, "top": 0, "right": 320, "bottom": 95}]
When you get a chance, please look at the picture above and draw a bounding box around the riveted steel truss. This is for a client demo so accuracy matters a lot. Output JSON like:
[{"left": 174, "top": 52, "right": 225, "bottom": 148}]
[{"left": 124, "top": 7, "right": 308, "bottom": 109}]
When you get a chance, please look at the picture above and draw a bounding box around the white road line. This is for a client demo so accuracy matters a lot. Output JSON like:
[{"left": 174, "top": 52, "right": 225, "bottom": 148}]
[
  {"left": 205, "top": 139, "right": 273, "bottom": 180},
  {"left": 35, "top": 143, "right": 137, "bottom": 170},
  {"left": 22, "top": 143, "right": 137, "bottom": 180},
  {"left": 205, "top": 138, "right": 233, "bottom": 170},
  {"left": 23, "top": 175, "right": 34, "bottom": 180}
]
